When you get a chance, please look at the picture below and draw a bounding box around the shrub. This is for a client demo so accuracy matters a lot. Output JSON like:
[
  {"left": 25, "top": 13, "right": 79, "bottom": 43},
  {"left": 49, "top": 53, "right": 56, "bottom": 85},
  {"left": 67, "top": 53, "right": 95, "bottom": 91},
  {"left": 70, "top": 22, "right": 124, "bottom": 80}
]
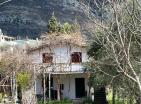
[
  {"left": 16, "top": 71, "right": 31, "bottom": 89},
  {"left": 83, "top": 96, "right": 93, "bottom": 104},
  {"left": 0, "top": 93, "right": 3, "bottom": 102}
]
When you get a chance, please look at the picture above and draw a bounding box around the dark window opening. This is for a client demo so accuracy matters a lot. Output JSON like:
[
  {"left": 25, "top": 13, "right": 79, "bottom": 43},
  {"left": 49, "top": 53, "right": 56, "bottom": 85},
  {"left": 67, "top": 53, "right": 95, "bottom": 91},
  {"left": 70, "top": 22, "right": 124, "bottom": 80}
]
[
  {"left": 71, "top": 52, "right": 82, "bottom": 63},
  {"left": 42, "top": 53, "right": 53, "bottom": 63},
  {"left": 60, "top": 84, "right": 64, "bottom": 90}
]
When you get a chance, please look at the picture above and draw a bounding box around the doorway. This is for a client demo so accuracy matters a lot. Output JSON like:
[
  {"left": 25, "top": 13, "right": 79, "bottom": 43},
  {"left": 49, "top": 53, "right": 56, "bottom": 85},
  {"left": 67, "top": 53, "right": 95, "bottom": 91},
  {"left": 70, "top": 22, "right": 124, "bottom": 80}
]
[{"left": 75, "top": 78, "right": 85, "bottom": 98}]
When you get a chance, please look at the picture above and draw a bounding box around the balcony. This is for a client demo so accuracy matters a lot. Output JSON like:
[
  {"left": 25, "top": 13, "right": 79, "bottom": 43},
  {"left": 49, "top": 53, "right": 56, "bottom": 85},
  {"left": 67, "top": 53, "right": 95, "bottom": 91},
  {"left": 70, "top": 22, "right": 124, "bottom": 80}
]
[{"left": 33, "top": 63, "right": 85, "bottom": 73}]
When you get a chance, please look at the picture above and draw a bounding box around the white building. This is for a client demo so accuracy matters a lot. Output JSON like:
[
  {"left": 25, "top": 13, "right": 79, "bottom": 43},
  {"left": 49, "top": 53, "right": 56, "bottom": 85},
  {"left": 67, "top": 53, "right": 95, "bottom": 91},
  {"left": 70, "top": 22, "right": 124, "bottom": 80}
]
[
  {"left": 0, "top": 29, "right": 15, "bottom": 42},
  {"left": 28, "top": 32, "right": 90, "bottom": 100},
  {"left": 0, "top": 29, "right": 15, "bottom": 61}
]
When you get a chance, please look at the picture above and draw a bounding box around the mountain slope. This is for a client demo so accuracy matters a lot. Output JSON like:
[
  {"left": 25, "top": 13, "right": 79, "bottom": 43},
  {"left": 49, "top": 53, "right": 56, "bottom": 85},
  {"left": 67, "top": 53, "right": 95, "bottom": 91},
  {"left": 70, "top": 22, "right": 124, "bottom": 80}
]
[{"left": 0, "top": 0, "right": 103, "bottom": 38}]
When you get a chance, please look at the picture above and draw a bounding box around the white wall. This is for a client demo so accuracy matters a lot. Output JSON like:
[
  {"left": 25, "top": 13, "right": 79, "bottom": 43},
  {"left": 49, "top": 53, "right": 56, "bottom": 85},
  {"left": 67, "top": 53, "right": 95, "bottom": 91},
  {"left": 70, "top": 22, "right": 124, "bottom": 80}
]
[
  {"left": 35, "top": 78, "right": 43, "bottom": 95},
  {"left": 35, "top": 73, "right": 89, "bottom": 99},
  {"left": 32, "top": 44, "right": 89, "bottom": 99},
  {"left": 59, "top": 74, "right": 89, "bottom": 99},
  {"left": 30, "top": 44, "right": 88, "bottom": 72}
]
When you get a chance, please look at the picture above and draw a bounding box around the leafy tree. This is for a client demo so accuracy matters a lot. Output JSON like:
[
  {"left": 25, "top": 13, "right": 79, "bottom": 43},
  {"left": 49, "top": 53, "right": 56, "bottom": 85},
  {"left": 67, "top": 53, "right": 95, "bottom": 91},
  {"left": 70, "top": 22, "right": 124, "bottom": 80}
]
[
  {"left": 47, "top": 14, "right": 79, "bottom": 34},
  {"left": 48, "top": 15, "right": 58, "bottom": 33}
]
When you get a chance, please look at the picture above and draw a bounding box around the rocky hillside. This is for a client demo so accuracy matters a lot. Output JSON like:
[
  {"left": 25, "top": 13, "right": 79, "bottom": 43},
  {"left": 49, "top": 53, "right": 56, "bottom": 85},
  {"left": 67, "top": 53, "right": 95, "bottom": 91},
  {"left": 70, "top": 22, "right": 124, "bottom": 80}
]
[{"left": 0, "top": 0, "right": 104, "bottom": 38}]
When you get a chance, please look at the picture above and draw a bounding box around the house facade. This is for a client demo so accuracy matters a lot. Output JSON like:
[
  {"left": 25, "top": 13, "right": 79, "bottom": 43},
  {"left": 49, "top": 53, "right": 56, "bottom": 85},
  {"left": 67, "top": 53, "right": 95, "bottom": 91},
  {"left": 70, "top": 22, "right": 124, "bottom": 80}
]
[{"left": 28, "top": 33, "right": 90, "bottom": 100}]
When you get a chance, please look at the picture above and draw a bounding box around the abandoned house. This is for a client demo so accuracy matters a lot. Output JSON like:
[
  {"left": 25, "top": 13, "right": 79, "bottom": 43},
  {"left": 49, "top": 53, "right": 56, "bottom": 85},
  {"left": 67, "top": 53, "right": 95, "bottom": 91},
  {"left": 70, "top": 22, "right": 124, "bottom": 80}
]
[
  {"left": 28, "top": 32, "right": 90, "bottom": 100},
  {"left": 0, "top": 30, "right": 91, "bottom": 102}
]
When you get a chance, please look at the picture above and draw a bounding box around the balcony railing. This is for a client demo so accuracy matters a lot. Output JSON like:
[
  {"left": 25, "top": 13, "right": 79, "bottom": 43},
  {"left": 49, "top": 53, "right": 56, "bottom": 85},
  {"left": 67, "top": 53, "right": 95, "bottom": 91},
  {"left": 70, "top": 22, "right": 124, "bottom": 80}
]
[{"left": 33, "top": 63, "right": 85, "bottom": 73}]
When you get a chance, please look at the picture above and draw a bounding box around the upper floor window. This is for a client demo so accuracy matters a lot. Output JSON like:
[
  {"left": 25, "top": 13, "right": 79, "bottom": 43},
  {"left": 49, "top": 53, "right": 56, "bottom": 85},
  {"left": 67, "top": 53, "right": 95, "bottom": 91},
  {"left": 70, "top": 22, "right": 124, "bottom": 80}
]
[
  {"left": 71, "top": 52, "right": 82, "bottom": 63},
  {"left": 42, "top": 53, "right": 53, "bottom": 63}
]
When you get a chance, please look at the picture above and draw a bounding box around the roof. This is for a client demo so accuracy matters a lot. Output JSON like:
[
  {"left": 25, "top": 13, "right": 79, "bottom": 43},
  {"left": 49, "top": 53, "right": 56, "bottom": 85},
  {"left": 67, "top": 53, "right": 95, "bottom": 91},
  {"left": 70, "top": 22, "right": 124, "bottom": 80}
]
[
  {"left": 41, "top": 32, "right": 86, "bottom": 45},
  {"left": 0, "top": 30, "right": 15, "bottom": 41},
  {"left": 0, "top": 35, "right": 15, "bottom": 39},
  {"left": 28, "top": 32, "right": 87, "bottom": 52}
]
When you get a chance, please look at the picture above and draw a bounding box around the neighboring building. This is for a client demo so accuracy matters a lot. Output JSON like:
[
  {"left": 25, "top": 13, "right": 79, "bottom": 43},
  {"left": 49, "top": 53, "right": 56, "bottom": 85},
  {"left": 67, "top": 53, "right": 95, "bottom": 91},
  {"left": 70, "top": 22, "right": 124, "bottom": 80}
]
[
  {"left": 28, "top": 32, "right": 90, "bottom": 100},
  {"left": 0, "top": 29, "right": 15, "bottom": 64},
  {"left": 0, "top": 29, "right": 15, "bottom": 42},
  {"left": 0, "top": 29, "right": 15, "bottom": 53}
]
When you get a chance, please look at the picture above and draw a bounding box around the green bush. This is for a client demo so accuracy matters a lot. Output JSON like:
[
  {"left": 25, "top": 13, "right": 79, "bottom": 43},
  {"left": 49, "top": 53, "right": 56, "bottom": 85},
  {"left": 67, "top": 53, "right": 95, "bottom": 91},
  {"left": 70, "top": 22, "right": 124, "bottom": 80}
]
[
  {"left": 17, "top": 71, "right": 31, "bottom": 89},
  {"left": 83, "top": 96, "right": 93, "bottom": 104},
  {"left": 108, "top": 100, "right": 126, "bottom": 104},
  {"left": 0, "top": 93, "right": 3, "bottom": 102}
]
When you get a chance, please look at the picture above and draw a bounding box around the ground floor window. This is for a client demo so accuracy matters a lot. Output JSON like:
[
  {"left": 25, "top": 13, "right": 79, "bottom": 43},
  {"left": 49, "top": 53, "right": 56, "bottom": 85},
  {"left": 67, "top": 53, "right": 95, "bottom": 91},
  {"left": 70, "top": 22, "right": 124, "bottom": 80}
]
[{"left": 60, "top": 84, "right": 64, "bottom": 90}]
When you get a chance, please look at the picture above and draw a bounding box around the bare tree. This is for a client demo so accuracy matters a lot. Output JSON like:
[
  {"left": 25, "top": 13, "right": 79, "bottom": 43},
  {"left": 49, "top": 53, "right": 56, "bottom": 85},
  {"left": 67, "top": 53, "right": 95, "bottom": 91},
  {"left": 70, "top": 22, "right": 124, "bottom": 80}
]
[
  {"left": 0, "top": 46, "right": 35, "bottom": 104},
  {"left": 87, "top": 0, "right": 141, "bottom": 103}
]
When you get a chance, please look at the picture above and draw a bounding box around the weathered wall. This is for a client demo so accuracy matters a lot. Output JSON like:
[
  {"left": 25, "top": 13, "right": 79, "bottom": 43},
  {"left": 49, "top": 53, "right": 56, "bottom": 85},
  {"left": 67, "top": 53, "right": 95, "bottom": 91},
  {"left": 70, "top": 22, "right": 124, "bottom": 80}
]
[
  {"left": 29, "top": 44, "right": 88, "bottom": 72},
  {"left": 35, "top": 73, "right": 89, "bottom": 99}
]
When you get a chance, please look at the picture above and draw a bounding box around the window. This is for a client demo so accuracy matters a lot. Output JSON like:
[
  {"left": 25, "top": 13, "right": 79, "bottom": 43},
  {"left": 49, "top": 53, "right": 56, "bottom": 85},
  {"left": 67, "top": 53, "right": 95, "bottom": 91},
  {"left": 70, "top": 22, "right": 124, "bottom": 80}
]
[
  {"left": 42, "top": 53, "right": 53, "bottom": 63},
  {"left": 71, "top": 52, "right": 82, "bottom": 63},
  {"left": 60, "top": 84, "right": 64, "bottom": 90}
]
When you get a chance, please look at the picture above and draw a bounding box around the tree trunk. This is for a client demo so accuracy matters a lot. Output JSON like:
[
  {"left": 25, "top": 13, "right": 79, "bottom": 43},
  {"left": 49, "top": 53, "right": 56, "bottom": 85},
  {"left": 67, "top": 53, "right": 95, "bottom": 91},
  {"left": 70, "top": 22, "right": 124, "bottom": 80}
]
[
  {"left": 57, "top": 86, "right": 60, "bottom": 101},
  {"left": 112, "top": 86, "right": 116, "bottom": 104},
  {"left": 137, "top": 92, "right": 141, "bottom": 104},
  {"left": 136, "top": 77, "right": 141, "bottom": 104}
]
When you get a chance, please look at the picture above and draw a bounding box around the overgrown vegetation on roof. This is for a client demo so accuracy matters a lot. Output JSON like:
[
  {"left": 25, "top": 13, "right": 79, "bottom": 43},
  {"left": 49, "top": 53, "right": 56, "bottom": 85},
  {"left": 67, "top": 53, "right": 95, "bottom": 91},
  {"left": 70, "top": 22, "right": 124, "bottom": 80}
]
[{"left": 34, "top": 14, "right": 87, "bottom": 49}]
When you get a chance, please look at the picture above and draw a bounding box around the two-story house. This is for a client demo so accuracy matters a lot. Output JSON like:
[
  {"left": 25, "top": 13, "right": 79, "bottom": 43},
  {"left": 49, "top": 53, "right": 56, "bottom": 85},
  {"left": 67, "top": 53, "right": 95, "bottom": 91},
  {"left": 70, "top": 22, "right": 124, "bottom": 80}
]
[{"left": 28, "top": 32, "right": 89, "bottom": 101}]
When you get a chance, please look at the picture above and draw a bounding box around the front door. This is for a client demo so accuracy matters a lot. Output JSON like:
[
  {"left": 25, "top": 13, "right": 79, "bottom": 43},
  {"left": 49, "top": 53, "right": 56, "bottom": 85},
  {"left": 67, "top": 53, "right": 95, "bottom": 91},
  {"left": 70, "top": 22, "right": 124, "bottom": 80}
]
[{"left": 75, "top": 78, "right": 85, "bottom": 98}]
